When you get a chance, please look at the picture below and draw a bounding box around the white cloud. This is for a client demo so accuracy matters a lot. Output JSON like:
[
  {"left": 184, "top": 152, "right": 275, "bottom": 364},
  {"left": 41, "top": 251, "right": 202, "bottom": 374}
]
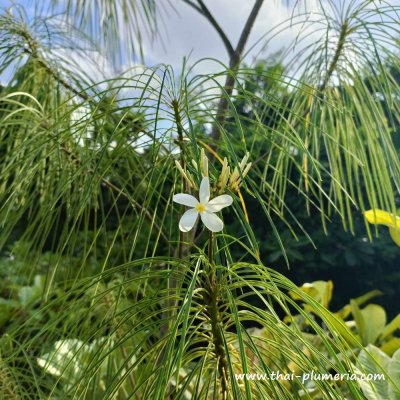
[
  {"left": 3, "top": 0, "right": 398, "bottom": 90},
  {"left": 140, "top": 0, "right": 324, "bottom": 75},
  {"left": 47, "top": 48, "right": 115, "bottom": 84}
]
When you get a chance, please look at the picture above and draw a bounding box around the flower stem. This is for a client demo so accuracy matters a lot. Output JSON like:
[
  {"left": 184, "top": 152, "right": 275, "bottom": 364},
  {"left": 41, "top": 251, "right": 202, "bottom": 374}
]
[{"left": 208, "top": 231, "right": 214, "bottom": 264}]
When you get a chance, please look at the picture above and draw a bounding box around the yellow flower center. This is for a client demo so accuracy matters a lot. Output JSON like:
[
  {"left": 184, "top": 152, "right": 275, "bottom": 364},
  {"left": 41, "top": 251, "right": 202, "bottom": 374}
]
[{"left": 195, "top": 203, "right": 206, "bottom": 213}]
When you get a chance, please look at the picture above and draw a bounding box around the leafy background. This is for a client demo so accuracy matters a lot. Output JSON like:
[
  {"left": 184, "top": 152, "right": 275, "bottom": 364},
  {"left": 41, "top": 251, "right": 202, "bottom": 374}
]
[{"left": 1, "top": 0, "right": 400, "bottom": 399}]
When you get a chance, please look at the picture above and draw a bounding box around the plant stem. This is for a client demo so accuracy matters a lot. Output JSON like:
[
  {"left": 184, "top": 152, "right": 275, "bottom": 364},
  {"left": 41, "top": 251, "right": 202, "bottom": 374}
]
[
  {"left": 208, "top": 231, "right": 214, "bottom": 264},
  {"left": 172, "top": 99, "right": 188, "bottom": 259},
  {"left": 251, "top": 20, "right": 350, "bottom": 169},
  {"left": 206, "top": 232, "right": 229, "bottom": 398},
  {"left": 160, "top": 99, "right": 188, "bottom": 341},
  {"left": 321, "top": 21, "right": 348, "bottom": 91}
]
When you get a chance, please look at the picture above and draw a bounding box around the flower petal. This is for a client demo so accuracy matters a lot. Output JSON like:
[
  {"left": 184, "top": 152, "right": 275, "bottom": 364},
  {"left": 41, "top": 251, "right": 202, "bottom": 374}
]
[
  {"left": 173, "top": 194, "right": 199, "bottom": 207},
  {"left": 199, "top": 176, "right": 210, "bottom": 204},
  {"left": 389, "top": 227, "right": 400, "bottom": 246},
  {"left": 179, "top": 209, "right": 198, "bottom": 232},
  {"left": 364, "top": 209, "right": 400, "bottom": 228},
  {"left": 201, "top": 211, "right": 223, "bottom": 232},
  {"left": 206, "top": 194, "right": 233, "bottom": 212}
]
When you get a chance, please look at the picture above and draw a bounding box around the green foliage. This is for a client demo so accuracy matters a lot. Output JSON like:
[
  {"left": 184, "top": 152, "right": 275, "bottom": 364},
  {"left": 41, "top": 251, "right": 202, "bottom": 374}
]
[
  {"left": 356, "top": 345, "right": 400, "bottom": 400},
  {"left": 290, "top": 280, "right": 400, "bottom": 355},
  {"left": 0, "top": 257, "right": 373, "bottom": 399},
  {"left": 0, "top": 0, "right": 400, "bottom": 399},
  {"left": 228, "top": 57, "right": 400, "bottom": 316}
]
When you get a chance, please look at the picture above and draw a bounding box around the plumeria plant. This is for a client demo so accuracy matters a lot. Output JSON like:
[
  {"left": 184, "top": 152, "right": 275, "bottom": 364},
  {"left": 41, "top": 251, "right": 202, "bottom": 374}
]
[{"left": 1, "top": 0, "right": 400, "bottom": 399}]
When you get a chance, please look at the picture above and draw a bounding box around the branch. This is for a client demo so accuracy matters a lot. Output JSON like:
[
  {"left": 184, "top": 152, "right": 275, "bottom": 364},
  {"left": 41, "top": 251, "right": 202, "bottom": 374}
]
[
  {"left": 196, "top": 0, "right": 235, "bottom": 58},
  {"left": 234, "top": 0, "right": 264, "bottom": 67},
  {"left": 321, "top": 20, "right": 348, "bottom": 90},
  {"left": 181, "top": 0, "right": 235, "bottom": 58},
  {"left": 181, "top": 0, "right": 203, "bottom": 14},
  {"left": 211, "top": 0, "right": 264, "bottom": 142}
]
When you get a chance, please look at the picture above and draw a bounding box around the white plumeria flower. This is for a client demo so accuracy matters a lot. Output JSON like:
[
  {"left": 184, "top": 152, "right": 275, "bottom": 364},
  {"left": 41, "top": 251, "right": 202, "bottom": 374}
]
[{"left": 173, "top": 176, "right": 233, "bottom": 232}]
